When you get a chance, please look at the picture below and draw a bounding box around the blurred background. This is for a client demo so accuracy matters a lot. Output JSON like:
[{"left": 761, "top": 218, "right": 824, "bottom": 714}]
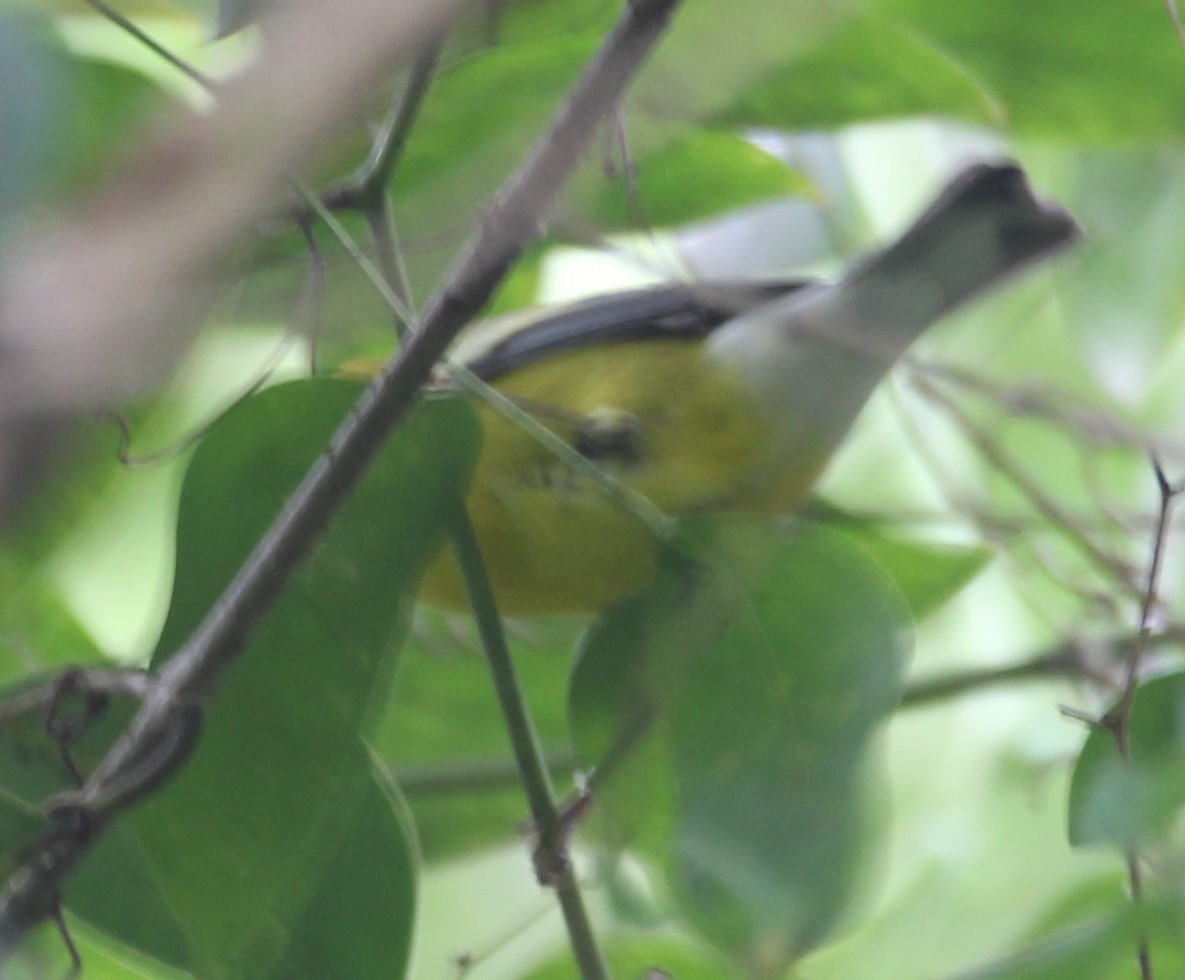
[{"left": 1, "top": 1, "right": 1183, "bottom": 978}]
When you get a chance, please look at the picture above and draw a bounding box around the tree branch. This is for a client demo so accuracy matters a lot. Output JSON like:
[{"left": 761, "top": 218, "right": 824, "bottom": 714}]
[{"left": 0, "top": 0, "right": 682, "bottom": 961}]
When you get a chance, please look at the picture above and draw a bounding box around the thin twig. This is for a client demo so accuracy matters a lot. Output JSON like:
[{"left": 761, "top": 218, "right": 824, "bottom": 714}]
[
  {"left": 357, "top": 80, "right": 602, "bottom": 966},
  {"left": 0, "top": 670, "right": 150, "bottom": 728},
  {"left": 324, "top": 36, "right": 446, "bottom": 212},
  {"left": 301, "top": 188, "right": 418, "bottom": 324},
  {"left": 1104, "top": 459, "right": 1183, "bottom": 980},
  {"left": 82, "top": 0, "right": 214, "bottom": 90},
  {"left": 1113, "top": 460, "right": 1181, "bottom": 734},
  {"left": 50, "top": 904, "right": 81, "bottom": 979},
  {"left": 326, "top": 36, "right": 446, "bottom": 335},
  {"left": 913, "top": 373, "right": 1143, "bottom": 602},
  {"left": 366, "top": 206, "right": 415, "bottom": 334},
  {"left": 451, "top": 510, "right": 608, "bottom": 978},
  {"left": 901, "top": 645, "right": 1102, "bottom": 709}
]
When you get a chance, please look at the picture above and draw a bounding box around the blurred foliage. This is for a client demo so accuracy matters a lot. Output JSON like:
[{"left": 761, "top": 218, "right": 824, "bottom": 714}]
[
  {"left": 1, "top": 1, "right": 1185, "bottom": 978},
  {"left": 570, "top": 520, "right": 911, "bottom": 970}
]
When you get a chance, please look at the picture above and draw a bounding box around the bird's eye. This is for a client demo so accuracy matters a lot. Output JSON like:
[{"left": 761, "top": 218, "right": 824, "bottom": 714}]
[{"left": 575, "top": 408, "right": 643, "bottom": 464}]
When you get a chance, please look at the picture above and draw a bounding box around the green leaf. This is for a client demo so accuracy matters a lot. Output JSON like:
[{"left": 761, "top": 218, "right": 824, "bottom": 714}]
[
  {"left": 955, "top": 895, "right": 1185, "bottom": 980},
  {"left": 0, "top": 571, "right": 124, "bottom": 876},
  {"left": 636, "top": 0, "right": 859, "bottom": 124},
  {"left": 55, "top": 55, "right": 166, "bottom": 192},
  {"left": 70, "top": 810, "right": 196, "bottom": 969},
  {"left": 953, "top": 909, "right": 1137, "bottom": 980},
  {"left": 0, "top": 18, "right": 168, "bottom": 233},
  {"left": 0, "top": 559, "right": 112, "bottom": 684},
  {"left": 712, "top": 13, "right": 1001, "bottom": 132},
  {"left": 390, "top": 32, "right": 599, "bottom": 261},
  {"left": 3, "top": 914, "right": 194, "bottom": 980},
  {"left": 63, "top": 380, "right": 479, "bottom": 976},
  {"left": 833, "top": 524, "right": 992, "bottom": 620},
  {"left": 269, "top": 763, "right": 417, "bottom": 979},
  {"left": 570, "top": 518, "right": 911, "bottom": 972},
  {"left": 374, "top": 612, "right": 578, "bottom": 861},
  {"left": 484, "top": 0, "right": 617, "bottom": 45},
  {"left": 1068, "top": 674, "right": 1185, "bottom": 849},
  {"left": 585, "top": 130, "right": 812, "bottom": 231},
  {"left": 0, "top": 792, "right": 46, "bottom": 886},
  {"left": 877, "top": 0, "right": 1185, "bottom": 141},
  {"left": 152, "top": 381, "right": 476, "bottom": 657},
  {"left": 527, "top": 928, "right": 734, "bottom": 979},
  {"left": 698, "top": 1, "right": 1185, "bottom": 141}
]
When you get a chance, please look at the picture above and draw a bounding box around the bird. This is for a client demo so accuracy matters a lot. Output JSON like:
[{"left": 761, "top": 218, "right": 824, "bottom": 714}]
[{"left": 417, "top": 162, "right": 1080, "bottom": 616}]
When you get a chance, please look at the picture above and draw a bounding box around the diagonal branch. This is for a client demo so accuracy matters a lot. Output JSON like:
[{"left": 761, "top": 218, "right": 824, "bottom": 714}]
[{"left": 0, "top": 0, "right": 682, "bottom": 960}]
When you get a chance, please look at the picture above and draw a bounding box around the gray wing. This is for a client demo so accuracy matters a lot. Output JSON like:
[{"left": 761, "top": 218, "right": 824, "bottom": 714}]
[{"left": 465, "top": 278, "right": 815, "bottom": 381}]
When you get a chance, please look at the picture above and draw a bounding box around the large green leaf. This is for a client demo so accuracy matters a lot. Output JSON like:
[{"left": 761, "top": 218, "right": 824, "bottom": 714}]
[
  {"left": 636, "top": 0, "right": 859, "bottom": 125},
  {"left": 876, "top": 0, "right": 1185, "bottom": 141},
  {"left": 62, "top": 380, "right": 479, "bottom": 976},
  {"left": 570, "top": 518, "right": 911, "bottom": 972},
  {"left": 693, "top": 0, "right": 1185, "bottom": 142},
  {"left": 711, "top": 13, "right": 1000, "bottom": 132},
  {"left": 0, "top": 558, "right": 112, "bottom": 684}
]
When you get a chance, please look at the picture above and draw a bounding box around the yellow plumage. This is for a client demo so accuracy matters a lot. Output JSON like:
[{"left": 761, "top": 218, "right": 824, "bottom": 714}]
[
  {"left": 419, "top": 338, "right": 833, "bottom": 614},
  {"left": 417, "top": 164, "right": 1080, "bottom": 615}
]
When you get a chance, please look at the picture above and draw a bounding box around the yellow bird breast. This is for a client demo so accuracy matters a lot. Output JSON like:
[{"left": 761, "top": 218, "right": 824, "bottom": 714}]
[{"left": 418, "top": 338, "right": 828, "bottom": 616}]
